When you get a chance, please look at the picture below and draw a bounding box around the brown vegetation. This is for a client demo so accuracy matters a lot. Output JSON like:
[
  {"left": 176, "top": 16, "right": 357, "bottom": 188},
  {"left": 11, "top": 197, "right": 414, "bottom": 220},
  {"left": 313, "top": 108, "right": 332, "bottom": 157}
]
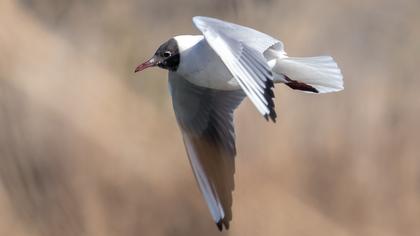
[{"left": 1, "top": 0, "right": 419, "bottom": 235}]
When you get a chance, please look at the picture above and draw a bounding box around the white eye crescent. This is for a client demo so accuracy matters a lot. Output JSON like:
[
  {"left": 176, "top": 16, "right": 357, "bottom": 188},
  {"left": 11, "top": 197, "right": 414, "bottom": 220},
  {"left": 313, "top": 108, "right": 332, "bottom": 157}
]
[{"left": 163, "top": 51, "right": 171, "bottom": 57}]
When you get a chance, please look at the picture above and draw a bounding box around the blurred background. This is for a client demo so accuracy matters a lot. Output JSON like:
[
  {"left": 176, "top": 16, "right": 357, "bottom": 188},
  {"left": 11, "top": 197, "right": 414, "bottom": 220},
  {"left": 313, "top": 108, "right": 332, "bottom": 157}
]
[{"left": 1, "top": 0, "right": 419, "bottom": 235}]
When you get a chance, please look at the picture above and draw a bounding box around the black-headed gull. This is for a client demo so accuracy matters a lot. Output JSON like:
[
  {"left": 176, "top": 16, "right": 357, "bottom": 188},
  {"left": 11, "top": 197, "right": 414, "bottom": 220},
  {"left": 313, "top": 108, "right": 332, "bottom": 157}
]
[{"left": 135, "top": 16, "right": 343, "bottom": 231}]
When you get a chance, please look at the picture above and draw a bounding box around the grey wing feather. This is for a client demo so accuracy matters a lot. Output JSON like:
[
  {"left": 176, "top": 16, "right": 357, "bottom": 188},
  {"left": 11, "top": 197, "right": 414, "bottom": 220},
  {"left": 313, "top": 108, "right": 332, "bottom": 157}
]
[
  {"left": 169, "top": 72, "right": 245, "bottom": 230},
  {"left": 193, "top": 16, "right": 278, "bottom": 121},
  {"left": 193, "top": 16, "right": 283, "bottom": 54}
]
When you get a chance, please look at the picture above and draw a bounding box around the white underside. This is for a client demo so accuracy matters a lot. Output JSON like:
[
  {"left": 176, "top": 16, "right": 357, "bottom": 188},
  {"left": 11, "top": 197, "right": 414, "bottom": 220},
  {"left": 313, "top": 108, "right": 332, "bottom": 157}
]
[
  {"left": 175, "top": 35, "right": 240, "bottom": 90},
  {"left": 174, "top": 35, "right": 343, "bottom": 93}
]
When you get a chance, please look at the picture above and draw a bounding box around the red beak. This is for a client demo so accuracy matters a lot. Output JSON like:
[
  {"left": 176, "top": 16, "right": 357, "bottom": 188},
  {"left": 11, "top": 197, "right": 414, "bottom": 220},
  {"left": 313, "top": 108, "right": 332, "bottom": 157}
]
[{"left": 134, "top": 57, "right": 157, "bottom": 73}]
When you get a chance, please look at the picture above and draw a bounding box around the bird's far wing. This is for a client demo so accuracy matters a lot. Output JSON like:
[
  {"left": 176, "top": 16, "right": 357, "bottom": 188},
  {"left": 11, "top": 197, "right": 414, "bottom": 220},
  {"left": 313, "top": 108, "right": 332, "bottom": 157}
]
[
  {"left": 169, "top": 72, "right": 245, "bottom": 231},
  {"left": 193, "top": 16, "right": 282, "bottom": 121},
  {"left": 194, "top": 16, "right": 283, "bottom": 54}
]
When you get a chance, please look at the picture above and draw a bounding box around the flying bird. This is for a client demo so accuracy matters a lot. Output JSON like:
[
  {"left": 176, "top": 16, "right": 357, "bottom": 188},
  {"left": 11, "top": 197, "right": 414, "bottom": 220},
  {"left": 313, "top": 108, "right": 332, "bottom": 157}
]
[{"left": 134, "top": 16, "right": 343, "bottom": 231}]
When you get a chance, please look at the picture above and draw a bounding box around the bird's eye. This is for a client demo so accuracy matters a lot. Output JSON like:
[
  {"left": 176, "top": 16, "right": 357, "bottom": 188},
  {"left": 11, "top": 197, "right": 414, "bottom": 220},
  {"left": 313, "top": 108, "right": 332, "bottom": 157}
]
[{"left": 163, "top": 51, "right": 171, "bottom": 58}]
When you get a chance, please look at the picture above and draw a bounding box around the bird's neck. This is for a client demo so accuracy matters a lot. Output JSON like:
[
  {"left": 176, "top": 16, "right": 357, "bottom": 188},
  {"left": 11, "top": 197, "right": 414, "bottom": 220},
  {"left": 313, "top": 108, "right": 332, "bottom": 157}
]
[{"left": 174, "top": 35, "right": 204, "bottom": 53}]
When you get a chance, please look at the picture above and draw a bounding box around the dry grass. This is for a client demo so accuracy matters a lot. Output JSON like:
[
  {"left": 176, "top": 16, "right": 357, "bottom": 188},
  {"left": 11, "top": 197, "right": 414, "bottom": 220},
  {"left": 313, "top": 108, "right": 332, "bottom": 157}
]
[{"left": 1, "top": 0, "right": 419, "bottom": 235}]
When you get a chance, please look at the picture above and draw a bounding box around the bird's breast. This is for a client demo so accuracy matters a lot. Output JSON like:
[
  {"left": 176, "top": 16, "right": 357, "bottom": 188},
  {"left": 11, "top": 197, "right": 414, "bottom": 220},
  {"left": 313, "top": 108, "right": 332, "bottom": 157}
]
[{"left": 176, "top": 38, "right": 240, "bottom": 90}]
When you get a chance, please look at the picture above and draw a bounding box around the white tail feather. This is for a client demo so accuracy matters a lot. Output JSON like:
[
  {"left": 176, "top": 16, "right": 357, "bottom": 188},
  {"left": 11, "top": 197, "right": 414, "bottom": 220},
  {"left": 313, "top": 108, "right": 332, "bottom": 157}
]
[{"left": 272, "top": 56, "right": 344, "bottom": 93}]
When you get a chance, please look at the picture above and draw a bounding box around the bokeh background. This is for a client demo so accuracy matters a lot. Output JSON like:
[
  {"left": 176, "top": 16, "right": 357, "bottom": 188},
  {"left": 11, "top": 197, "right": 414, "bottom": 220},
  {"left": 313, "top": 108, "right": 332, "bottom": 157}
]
[{"left": 1, "top": 0, "right": 419, "bottom": 235}]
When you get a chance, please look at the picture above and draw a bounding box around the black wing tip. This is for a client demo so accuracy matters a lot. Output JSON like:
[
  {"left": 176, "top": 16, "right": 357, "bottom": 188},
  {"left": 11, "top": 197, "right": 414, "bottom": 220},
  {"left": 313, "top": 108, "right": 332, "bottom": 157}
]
[
  {"left": 216, "top": 221, "right": 223, "bottom": 231},
  {"left": 264, "top": 112, "right": 277, "bottom": 123},
  {"left": 216, "top": 219, "right": 230, "bottom": 231},
  {"left": 264, "top": 78, "right": 277, "bottom": 123}
]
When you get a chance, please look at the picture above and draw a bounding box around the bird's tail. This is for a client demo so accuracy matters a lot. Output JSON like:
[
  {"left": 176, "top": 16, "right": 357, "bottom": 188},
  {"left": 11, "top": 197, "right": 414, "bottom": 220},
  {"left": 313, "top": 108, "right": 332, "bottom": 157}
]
[{"left": 272, "top": 56, "right": 344, "bottom": 93}]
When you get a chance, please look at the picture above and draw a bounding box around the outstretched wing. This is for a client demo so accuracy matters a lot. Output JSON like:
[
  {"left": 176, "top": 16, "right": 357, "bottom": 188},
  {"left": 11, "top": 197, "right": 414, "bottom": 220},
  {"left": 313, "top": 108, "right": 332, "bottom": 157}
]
[
  {"left": 169, "top": 72, "right": 245, "bottom": 230},
  {"left": 193, "top": 16, "right": 283, "bottom": 121}
]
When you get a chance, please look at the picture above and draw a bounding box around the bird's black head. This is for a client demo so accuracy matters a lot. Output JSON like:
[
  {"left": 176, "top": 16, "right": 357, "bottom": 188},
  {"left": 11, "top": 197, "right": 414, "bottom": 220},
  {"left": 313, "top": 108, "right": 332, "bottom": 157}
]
[{"left": 135, "top": 38, "right": 180, "bottom": 72}]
